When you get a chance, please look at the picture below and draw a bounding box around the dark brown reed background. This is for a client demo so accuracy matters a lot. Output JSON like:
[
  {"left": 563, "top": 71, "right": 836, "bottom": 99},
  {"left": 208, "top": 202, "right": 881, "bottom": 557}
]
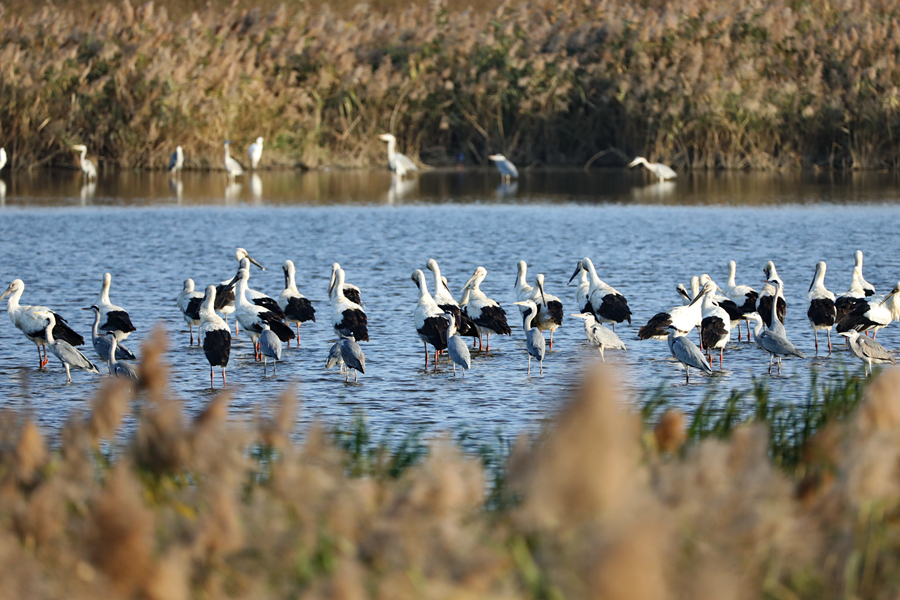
[{"left": 1, "top": 0, "right": 900, "bottom": 171}]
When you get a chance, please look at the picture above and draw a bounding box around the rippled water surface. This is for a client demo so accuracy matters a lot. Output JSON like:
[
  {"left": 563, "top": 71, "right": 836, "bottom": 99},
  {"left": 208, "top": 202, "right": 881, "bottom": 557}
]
[{"left": 1, "top": 168, "right": 899, "bottom": 440}]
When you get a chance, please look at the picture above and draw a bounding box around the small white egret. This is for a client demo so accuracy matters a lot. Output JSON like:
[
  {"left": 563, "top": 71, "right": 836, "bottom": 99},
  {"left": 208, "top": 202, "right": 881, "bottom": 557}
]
[
  {"left": 248, "top": 137, "right": 264, "bottom": 169},
  {"left": 628, "top": 156, "right": 676, "bottom": 181},
  {"left": 0, "top": 147, "right": 6, "bottom": 171}
]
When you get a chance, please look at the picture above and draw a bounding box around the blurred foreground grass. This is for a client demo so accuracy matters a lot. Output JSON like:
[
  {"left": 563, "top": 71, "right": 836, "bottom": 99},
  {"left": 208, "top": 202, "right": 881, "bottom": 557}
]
[{"left": 3, "top": 328, "right": 900, "bottom": 599}]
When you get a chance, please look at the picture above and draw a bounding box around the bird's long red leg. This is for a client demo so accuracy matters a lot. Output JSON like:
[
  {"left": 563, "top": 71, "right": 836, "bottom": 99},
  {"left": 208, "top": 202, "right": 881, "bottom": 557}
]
[
  {"left": 720, "top": 348, "right": 723, "bottom": 367},
  {"left": 210, "top": 367, "right": 214, "bottom": 389}
]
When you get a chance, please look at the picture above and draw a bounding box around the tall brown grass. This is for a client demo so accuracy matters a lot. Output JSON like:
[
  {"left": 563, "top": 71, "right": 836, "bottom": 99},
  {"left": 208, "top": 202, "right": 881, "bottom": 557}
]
[
  {"left": 2, "top": 329, "right": 900, "bottom": 598},
  {"left": 2, "top": 0, "right": 900, "bottom": 172}
]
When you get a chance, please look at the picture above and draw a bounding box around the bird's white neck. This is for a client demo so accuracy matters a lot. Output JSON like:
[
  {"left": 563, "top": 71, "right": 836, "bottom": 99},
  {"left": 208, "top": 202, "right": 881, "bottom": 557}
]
[
  {"left": 224, "top": 145, "right": 231, "bottom": 161},
  {"left": 752, "top": 316, "right": 764, "bottom": 338},
  {"left": 727, "top": 262, "right": 737, "bottom": 288},
  {"left": 855, "top": 251, "right": 864, "bottom": 270},
  {"left": 386, "top": 138, "right": 396, "bottom": 159},
  {"left": 522, "top": 306, "right": 536, "bottom": 330},
  {"left": 583, "top": 259, "right": 603, "bottom": 287},
  {"left": 90, "top": 311, "right": 100, "bottom": 337},
  {"left": 4, "top": 287, "right": 23, "bottom": 313},
  {"left": 44, "top": 321, "right": 56, "bottom": 345},
  {"left": 810, "top": 266, "right": 827, "bottom": 295},
  {"left": 98, "top": 278, "right": 111, "bottom": 304},
  {"left": 108, "top": 337, "right": 119, "bottom": 364},
  {"left": 886, "top": 293, "right": 900, "bottom": 322},
  {"left": 515, "top": 263, "right": 528, "bottom": 291},
  {"left": 334, "top": 270, "right": 347, "bottom": 301},
  {"left": 416, "top": 274, "right": 435, "bottom": 305},
  {"left": 235, "top": 276, "right": 251, "bottom": 306},
  {"left": 285, "top": 268, "right": 299, "bottom": 293},
  {"left": 428, "top": 264, "right": 446, "bottom": 298}
]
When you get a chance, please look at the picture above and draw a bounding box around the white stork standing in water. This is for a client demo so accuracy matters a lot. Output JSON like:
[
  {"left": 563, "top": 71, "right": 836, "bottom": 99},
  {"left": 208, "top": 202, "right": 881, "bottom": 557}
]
[
  {"left": 699, "top": 274, "right": 744, "bottom": 334},
  {"left": 568, "top": 258, "right": 632, "bottom": 331},
  {"left": 426, "top": 259, "right": 478, "bottom": 346},
  {"left": 759, "top": 261, "right": 787, "bottom": 328},
  {"left": 412, "top": 269, "right": 449, "bottom": 369},
  {"left": 279, "top": 260, "right": 316, "bottom": 346},
  {"left": 95, "top": 272, "right": 136, "bottom": 341},
  {"left": 854, "top": 250, "right": 876, "bottom": 297},
  {"left": 570, "top": 266, "right": 592, "bottom": 314},
  {"left": 639, "top": 282, "right": 714, "bottom": 340},
  {"left": 215, "top": 248, "right": 266, "bottom": 333},
  {"left": 514, "top": 260, "right": 534, "bottom": 313},
  {"left": 836, "top": 268, "right": 868, "bottom": 325},
  {"left": 530, "top": 273, "right": 563, "bottom": 348},
  {"left": 807, "top": 261, "right": 836, "bottom": 355},
  {"left": 176, "top": 279, "right": 204, "bottom": 346},
  {"left": 461, "top": 266, "right": 512, "bottom": 351},
  {"left": 328, "top": 262, "right": 363, "bottom": 306},
  {"left": 725, "top": 260, "right": 759, "bottom": 341},
  {"left": 699, "top": 291, "right": 731, "bottom": 368},
  {"left": 200, "top": 285, "right": 231, "bottom": 388},
  {"left": 331, "top": 267, "right": 369, "bottom": 342},
  {"left": 230, "top": 267, "right": 294, "bottom": 360},
  {"left": 0, "top": 279, "right": 84, "bottom": 368},
  {"left": 378, "top": 134, "right": 418, "bottom": 178}
]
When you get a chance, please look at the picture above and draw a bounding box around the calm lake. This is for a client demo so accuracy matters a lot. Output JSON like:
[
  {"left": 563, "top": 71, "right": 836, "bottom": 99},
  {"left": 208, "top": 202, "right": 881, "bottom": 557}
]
[{"left": 1, "top": 167, "right": 899, "bottom": 441}]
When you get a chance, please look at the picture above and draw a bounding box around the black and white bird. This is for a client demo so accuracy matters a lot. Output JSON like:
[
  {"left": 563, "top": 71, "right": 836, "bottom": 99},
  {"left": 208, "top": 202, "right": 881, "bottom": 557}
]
[
  {"left": 215, "top": 248, "right": 266, "bottom": 332},
  {"left": 330, "top": 267, "right": 368, "bottom": 342},
  {"left": 835, "top": 282, "right": 900, "bottom": 340},
  {"left": 667, "top": 325, "right": 711, "bottom": 383},
  {"left": 106, "top": 334, "right": 139, "bottom": 380},
  {"left": 340, "top": 335, "right": 366, "bottom": 382},
  {"left": 725, "top": 260, "right": 759, "bottom": 341},
  {"left": 759, "top": 261, "right": 786, "bottom": 328},
  {"left": 84, "top": 305, "right": 136, "bottom": 369},
  {"left": 176, "top": 278, "right": 204, "bottom": 346},
  {"left": 570, "top": 313, "right": 626, "bottom": 362},
  {"left": 259, "top": 322, "right": 283, "bottom": 374},
  {"left": 94, "top": 272, "right": 136, "bottom": 341},
  {"left": 461, "top": 266, "right": 511, "bottom": 351},
  {"left": 568, "top": 258, "right": 632, "bottom": 331},
  {"left": 807, "top": 261, "right": 836, "bottom": 355},
  {"left": 412, "top": 269, "right": 449, "bottom": 369},
  {"left": 835, "top": 268, "right": 868, "bottom": 322},
  {"left": 233, "top": 257, "right": 284, "bottom": 317},
  {"left": 638, "top": 282, "right": 714, "bottom": 340},
  {"left": 840, "top": 330, "right": 895, "bottom": 377},
  {"left": 570, "top": 266, "right": 592, "bottom": 314},
  {"left": 854, "top": 250, "right": 876, "bottom": 297},
  {"left": 530, "top": 273, "right": 563, "bottom": 348},
  {"left": 0, "top": 279, "right": 84, "bottom": 369},
  {"left": 169, "top": 146, "right": 184, "bottom": 174},
  {"left": 44, "top": 314, "right": 98, "bottom": 383},
  {"left": 200, "top": 285, "right": 231, "bottom": 388},
  {"left": 279, "top": 260, "right": 316, "bottom": 345},
  {"left": 378, "top": 134, "right": 418, "bottom": 178},
  {"left": 328, "top": 262, "right": 362, "bottom": 306},
  {"left": 699, "top": 290, "right": 731, "bottom": 368},
  {"left": 426, "top": 259, "right": 478, "bottom": 345},
  {"left": 513, "top": 300, "right": 546, "bottom": 376},
  {"left": 442, "top": 312, "right": 472, "bottom": 377},
  {"left": 514, "top": 261, "right": 535, "bottom": 311},
  {"left": 699, "top": 274, "right": 744, "bottom": 333},
  {"left": 231, "top": 267, "right": 294, "bottom": 359}
]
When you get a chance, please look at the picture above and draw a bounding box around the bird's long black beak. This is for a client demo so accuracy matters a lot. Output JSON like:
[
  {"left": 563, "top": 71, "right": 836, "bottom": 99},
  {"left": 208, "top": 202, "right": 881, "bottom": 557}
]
[
  {"left": 567, "top": 263, "right": 582, "bottom": 285},
  {"left": 538, "top": 280, "right": 547, "bottom": 305},
  {"left": 247, "top": 255, "right": 265, "bottom": 270}
]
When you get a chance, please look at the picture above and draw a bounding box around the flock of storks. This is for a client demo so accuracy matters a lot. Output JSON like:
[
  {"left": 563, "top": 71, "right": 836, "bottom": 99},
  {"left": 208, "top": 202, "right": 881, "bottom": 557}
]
[{"left": 1, "top": 245, "right": 897, "bottom": 386}]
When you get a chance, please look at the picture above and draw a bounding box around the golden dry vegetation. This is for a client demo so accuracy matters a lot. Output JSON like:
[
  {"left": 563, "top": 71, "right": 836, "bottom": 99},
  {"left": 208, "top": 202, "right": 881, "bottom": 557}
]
[
  {"left": 2, "top": 0, "right": 900, "bottom": 171},
  {"left": 1, "top": 328, "right": 900, "bottom": 598}
]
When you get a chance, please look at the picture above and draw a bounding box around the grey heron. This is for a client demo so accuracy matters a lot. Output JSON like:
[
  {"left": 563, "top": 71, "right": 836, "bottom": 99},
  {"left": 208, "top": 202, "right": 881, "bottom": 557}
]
[
  {"left": 754, "top": 281, "right": 807, "bottom": 373},
  {"left": 44, "top": 314, "right": 99, "bottom": 383},
  {"left": 83, "top": 305, "right": 136, "bottom": 369},
  {"left": 259, "top": 322, "right": 283, "bottom": 374},
  {"left": 567, "top": 258, "right": 632, "bottom": 331},
  {"left": 725, "top": 260, "right": 759, "bottom": 341},
  {"left": 94, "top": 272, "right": 136, "bottom": 341},
  {"left": 442, "top": 312, "right": 471, "bottom": 376},
  {"left": 667, "top": 325, "right": 712, "bottom": 383},
  {"left": 628, "top": 156, "right": 676, "bottom": 181},
  {"left": 200, "top": 285, "right": 231, "bottom": 388},
  {"left": 107, "top": 334, "right": 139, "bottom": 380},
  {"left": 326, "top": 340, "right": 344, "bottom": 372},
  {"left": 531, "top": 273, "right": 563, "bottom": 348},
  {"left": 412, "top": 269, "right": 449, "bottom": 368},
  {"left": 488, "top": 154, "right": 519, "bottom": 180},
  {"left": 0, "top": 279, "right": 84, "bottom": 369},
  {"left": 340, "top": 335, "right": 365, "bottom": 382},
  {"left": 223, "top": 141, "right": 244, "bottom": 180},
  {"left": 836, "top": 282, "right": 900, "bottom": 340},
  {"left": 279, "top": 259, "right": 316, "bottom": 346},
  {"left": 248, "top": 137, "right": 264, "bottom": 169},
  {"left": 513, "top": 300, "right": 546, "bottom": 375},
  {"left": 169, "top": 146, "right": 184, "bottom": 174},
  {"left": 328, "top": 262, "right": 362, "bottom": 306},
  {"left": 570, "top": 313, "right": 625, "bottom": 362},
  {"left": 759, "top": 261, "right": 786, "bottom": 328},
  {"left": 807, "top": 261, "right": 836, "bottom": 355},
  {"left": 71, "top": 144, "right": 97, "bottom": 180},
  {"left": 638, "top": 282, "right": 714, "bottom": 340},
  {"left": 854, "top": 250, "right": 876, "bottom": 296},
  {"left": 840, "top": 330, "right": 896, "bottom": 376},
  {"left": 378, "top": 134, "right": 418, "bottom": 178},
  {"left": 699, "top": 290, "right": 731, "bottom": 368},
  {"left": 0, "top": 147, "right": 6, "bottom": 172},
  {"left": 330, "top": 267, "right": 368, "bottom": 341},
  {"left": 176, "top": 278, "right": 204, "bottom": 345},
  {"left": 426, "top": 259, "right": 479, "bottom": 346},
  {"left": 461, "top": 266, "right": 511, "bottom": 351},
  {"left": 230, "top": 266, "right": 294, "bottom": 359}
]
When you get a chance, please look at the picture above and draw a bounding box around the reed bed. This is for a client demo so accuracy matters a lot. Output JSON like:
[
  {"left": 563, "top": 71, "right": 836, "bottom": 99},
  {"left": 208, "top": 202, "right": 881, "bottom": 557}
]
[
  {"left": 2, "top": 0, "right": 900, "bottom": 172},
  {"left": 1, "top": 329, "right": 900, "bottom": 598}
]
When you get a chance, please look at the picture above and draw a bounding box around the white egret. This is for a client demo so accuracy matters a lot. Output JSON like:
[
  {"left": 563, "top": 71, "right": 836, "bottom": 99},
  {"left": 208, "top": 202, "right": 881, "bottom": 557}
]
[
  {"left": 223, "top": 141, "right": 244, "bottom": 180},
  {"left": 378, "top": 134, "right": 418, "bottom": 178},
  {"left": 628, "top": 156, "right": 676, "bottom": 181},
  {"left": 249, "top": 137, "right": 264, "bottom": 169},
  {"left": 71, "top": 144, "right": 98, "bottom": 180}
]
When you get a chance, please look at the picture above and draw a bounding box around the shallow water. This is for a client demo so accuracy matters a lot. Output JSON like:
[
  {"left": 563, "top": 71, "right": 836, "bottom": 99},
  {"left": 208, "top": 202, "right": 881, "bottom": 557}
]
[{"left": 1, "top": 167, "right": 899, "bottom": 440}]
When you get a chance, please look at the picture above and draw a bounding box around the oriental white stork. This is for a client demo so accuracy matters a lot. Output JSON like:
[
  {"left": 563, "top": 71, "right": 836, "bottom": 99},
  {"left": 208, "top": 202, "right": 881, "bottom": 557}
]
[
  {"left": 807, "top": 261, "right": 836, "bottom": 355},
  {"left": 412, "top": 269, "right": 449, "bottom": 369},
  {"left": 200, "top": 285, "right": 231, "bottom": 388},
  {"left": 328, "top": 262, "right": 362, "bottom": 306},
  {"left": 725, "top": 260, "right": 759, "bottom": 341},
  {"left": 426, "top": 259, "right": 478, "bottom": 345},
  {"left": 530, "top": 273, "right": 563, "bottom": 348},
  {"left": 331, "top": 267, "right": 368, "bottom": 342},
  {"left": 638, "top": 282, "right": 714, "bottom": 340},
  {"left": 94, "top": 272, "right": 136, "bottom": 341},
  {"left": 176, "top": 278, "right": 204, "bottom": 346},
  {"left": 759, "top": 261, "right": 786, "bottom": 328},
  {"left": 461, "top": 266, "right": 511, "bottom": 351},
  {"left": 567, "top": 258, "right": 632, "bottom": 331},
  {"left": 279, "top": 260, "right": 316, "bottom": 345},
  {"left": 230, "top": 267, "right": 294, "bottom": 360}
]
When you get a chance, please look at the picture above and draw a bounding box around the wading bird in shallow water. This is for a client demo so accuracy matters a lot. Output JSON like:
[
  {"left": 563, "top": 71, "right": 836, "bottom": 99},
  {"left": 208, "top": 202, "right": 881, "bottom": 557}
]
[
  {"left": 248, "top": 137, "right": 264, "bottom": 169},
  {"left": 628, "top": 156, "right": 676, "bottom": 181},
  {"left": 331, "top": 267, "right": 368, "bottom": 342},
  {"left": 570, "top": 313, "right": 625, "bottom": 362},
  {"left": 378, "top": 133, "right": 418, "bottom": 179},
  {"left": 0, "top": 147, "right": 6, "bottom": 172},
  {"left": 259, "top": 322, "right": 282, "bottom": 374},
  {"left": 489, "top": 154, "right": 518, "bottom": 180},
  {"left": 279, "top": 260, "right": 316, "bottom": 346},
  {"left": 568, "top": 258, "right": 632, "bottom": 331},
  {"left": 94, "top": 272, "right": 136, "bottom": 341},
  {"left": 1, "top": 279, "right": 84, "bottom": 369},
  {"left": 107, "top": 334, "right": 139, "bottom": 380},
  {"left": 667, "top": 325, "right": 711, "bottom": 383},
  {"left": 340, "top": 335, "right": 365, "bottom": 382},
  {"left": 807, "top": 261, "right": 836, "bottom": 355},
  {"left": 514, "top": 300, "right": 546, "bottom": 376},
  {"left": 200, "top": 285, "right": 231, "bottom": 388},
  {"left": 530, "top": 273, "right": 563, "bottom": 348},
  {"left": 71, "top": 144, "right": 97, "bottom": 180},
  {"left": 853, "top": 250, "right": 876, "bottom": 297},
  {"left": 639, "top": 282, "right": 714, "bottom": 340},
  {"left": 699, "top": 290, "right": 731, "bottom": 368},
  {"left": 328, "top": 262, "right": 362, "bottom": 306},
  {"left": 412, "top": 269, "right": 449, "bottom": 369},
  {"left": 84, "top": 305, "right": 136, "bottom": 369},
  {"left": 442, "top": 312, "right": 471, "bottom": 377},
  {"left": 840, "top": 330, "right": 895, "bottom": 377},
  {"left": 176, "top": 279, "right": 204, "bottom": 346},
  {"left": 461, "top": 266, "right": 511, "bottom": 351},
  {"left": 759, "top": 261, "right": 787, "bottom": 328},
  {"left": 426, "top": 259, "right": 478, "bottom": 347},
  {"left": 836, "top": 282, "right": 900, "bottom": 340},
  {"left": 223, "top": 141, "right": 243, "bottom": 181},
  {"left": 215, "top": 248, "right": 266, "bottom": 334},
  {"left": 724, "top": 260, "right": 758, "bottom": 341},
  {"left": 44, "top": 314, "right": 98, "bottom": 383},
  {"left": 169, "top": 146, "right": 184, "bottom": 174},
  {"left": 229, "top": 266, "right": 294, "bottom": 360}
]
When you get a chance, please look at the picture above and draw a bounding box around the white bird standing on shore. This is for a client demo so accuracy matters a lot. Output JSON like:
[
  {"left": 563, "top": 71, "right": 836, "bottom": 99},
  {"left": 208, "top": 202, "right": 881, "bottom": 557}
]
[
  {"left": 807, "top": 261, "right": 836, "bottom": 355},
  {"left": 489, "top": 154, "right": 519, "bottom": 180},
  {"left": 223, "top": 141, "right": 243, "bottom": 180},
  {"left": 628, "top": 156, "right": 676, "bottom": 181},
  {"left": 248, "top": 137, "right": 264, "bottom": 169},
  {"left": 72, "top": 144, "right": 97, "bottom": 180},
  {"left": 378, "top": 134, "right": 418, "bottom": 178}
]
